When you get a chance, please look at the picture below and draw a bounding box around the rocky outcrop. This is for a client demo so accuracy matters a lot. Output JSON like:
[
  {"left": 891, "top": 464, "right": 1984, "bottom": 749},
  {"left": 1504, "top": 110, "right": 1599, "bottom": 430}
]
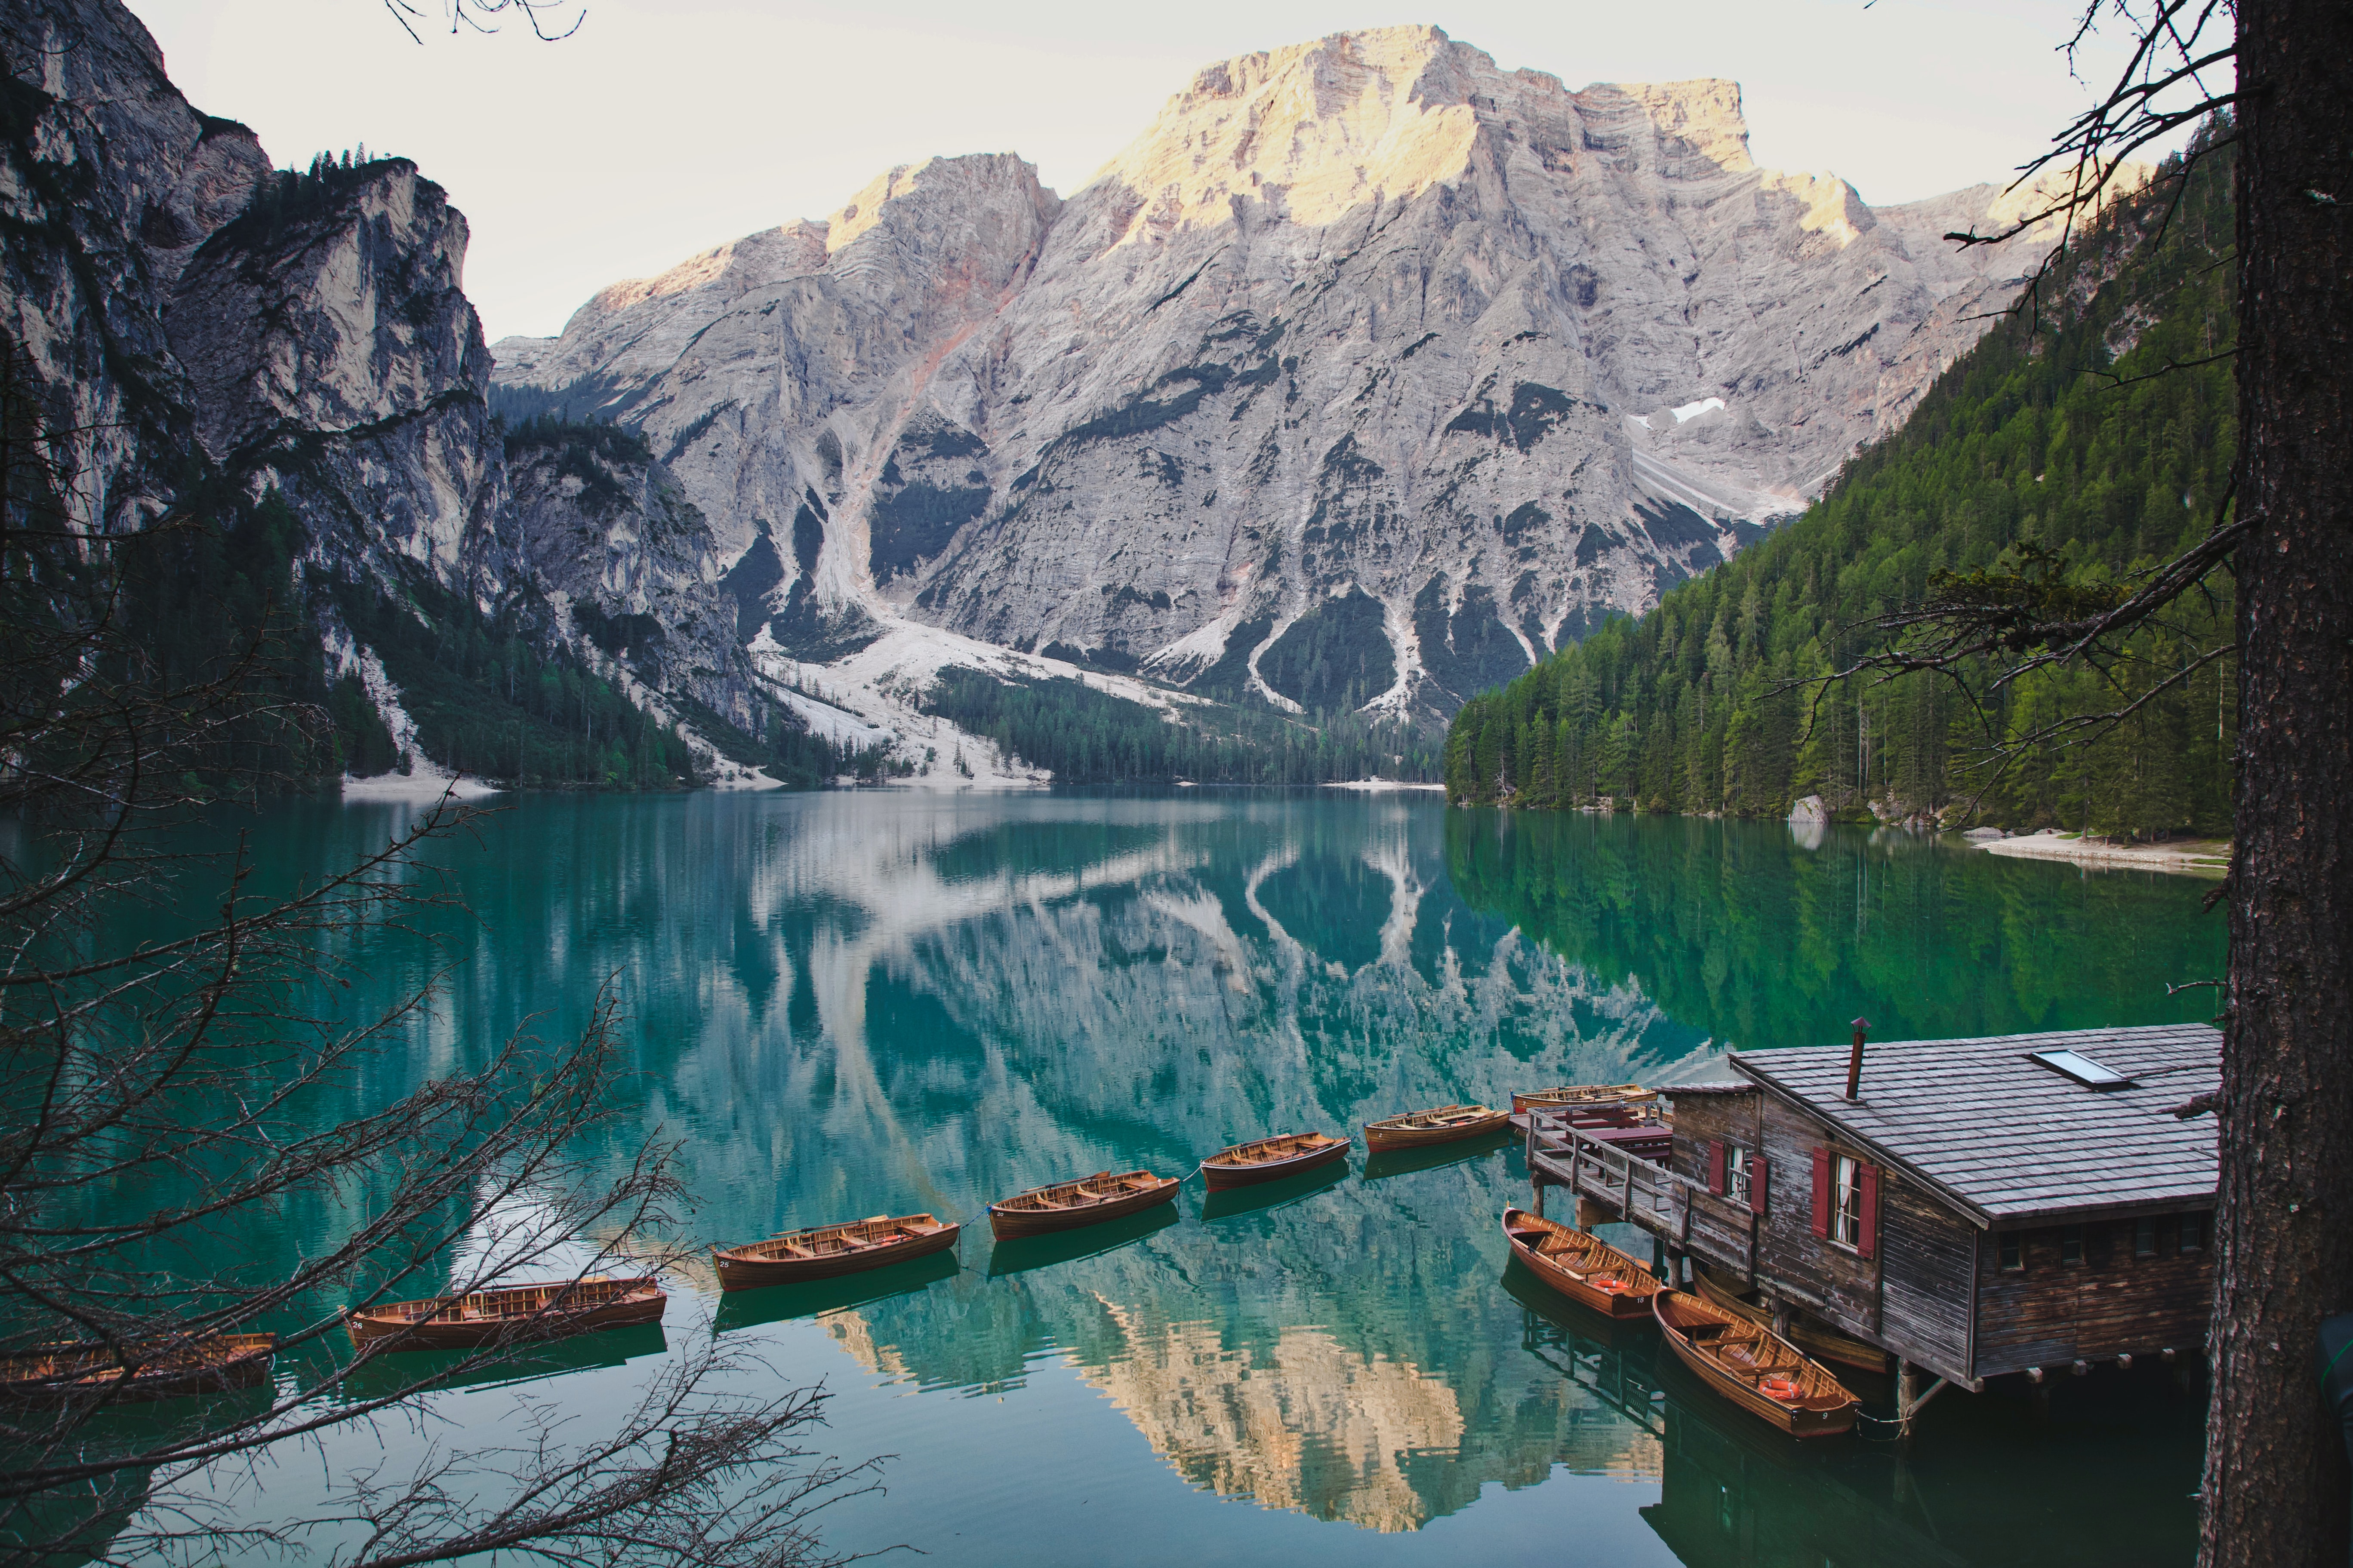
[
  {"left": 166, "top": 157, "right": 513, "bottom": 590},
  {"left": 2, "top": 0, "right": 798, "bottom": 783},
  {"left": 1, "top": 0, "right": 270, "bottom": 536},
  {"left": 504, "top": 420, "right": 760, "bottom": 727},
  {"left": 8, "top": 0, "right": 2142, "bottom": 786},
  {"left": 4, "top": 0, "right": 511, "bottom": 604},
  {"left": 494, "top": 26, "right": 2127, "bottom": 719}
]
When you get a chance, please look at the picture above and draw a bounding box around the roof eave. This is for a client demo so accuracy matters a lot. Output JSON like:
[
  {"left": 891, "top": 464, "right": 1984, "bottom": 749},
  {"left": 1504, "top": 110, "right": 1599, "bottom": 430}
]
[{"left": 1986, "top": 1193, "right": 2218, "bottom": 1227}]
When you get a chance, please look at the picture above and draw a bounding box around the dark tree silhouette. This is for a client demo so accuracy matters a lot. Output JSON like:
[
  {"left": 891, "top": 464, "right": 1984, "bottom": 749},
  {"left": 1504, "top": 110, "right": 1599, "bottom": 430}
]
[
  {"left": 1825, "top": 4, "right": 2347, "bottom": 1563},
  {"left": 0, "top": 336, "right": 873, "bottom": 1565}
]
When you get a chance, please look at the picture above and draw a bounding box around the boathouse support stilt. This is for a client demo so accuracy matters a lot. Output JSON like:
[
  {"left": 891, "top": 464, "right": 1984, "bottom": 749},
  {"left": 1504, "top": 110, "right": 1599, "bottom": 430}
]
[{"left": 1894, "top": 1359, "right": 1948, "bottom": 1442}]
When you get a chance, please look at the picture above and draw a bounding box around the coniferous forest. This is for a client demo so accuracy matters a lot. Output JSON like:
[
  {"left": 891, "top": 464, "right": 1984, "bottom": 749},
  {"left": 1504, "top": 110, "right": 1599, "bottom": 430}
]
[
  {"left": 921, "top": 667, "right": 1442, "bottom": 784},
  {"left": 1445, "top": 132, "right": 2239, "bottom": 838}
]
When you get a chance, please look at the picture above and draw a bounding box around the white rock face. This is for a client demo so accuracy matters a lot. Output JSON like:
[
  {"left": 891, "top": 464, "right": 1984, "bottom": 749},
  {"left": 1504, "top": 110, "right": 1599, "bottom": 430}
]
[{"left": 497, "top": 26, "right": 2126, "bottom": 716}]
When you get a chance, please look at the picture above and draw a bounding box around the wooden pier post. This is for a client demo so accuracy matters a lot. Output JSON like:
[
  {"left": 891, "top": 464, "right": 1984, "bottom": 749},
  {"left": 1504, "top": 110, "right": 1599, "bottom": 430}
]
[
  {"left": 1896, "top": 1358, "right": 1922, "bottom": 1449},
  {"left": 1528, "top": 1112, "right": 1543, "bottom": 1218}
]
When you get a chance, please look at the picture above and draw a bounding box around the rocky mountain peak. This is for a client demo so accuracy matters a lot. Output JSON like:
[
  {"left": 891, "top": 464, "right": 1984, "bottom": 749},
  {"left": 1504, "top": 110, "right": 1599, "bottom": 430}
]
[
  {"left": 1616, "top": 79, "right": 1754, "bottom": 174},
  {"left": 589, "top": 221, "right": 831, "bottom": 318},
  {"left": 1097, "top": 26, "right": 1477, "bottom": 240},
  {"left": 486, "top": 24, "right": 2156, "bottom": 745}
]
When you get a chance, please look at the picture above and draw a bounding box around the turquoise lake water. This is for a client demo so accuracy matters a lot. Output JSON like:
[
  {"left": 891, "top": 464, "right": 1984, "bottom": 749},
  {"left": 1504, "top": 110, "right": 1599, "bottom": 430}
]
[{"left": 140, "top": 790, "right": 2225, "bottom": 1565}]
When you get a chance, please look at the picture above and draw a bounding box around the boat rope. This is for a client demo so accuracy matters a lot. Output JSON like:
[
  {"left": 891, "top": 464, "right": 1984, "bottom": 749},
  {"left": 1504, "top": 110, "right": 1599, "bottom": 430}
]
[{"left": 1849, "top": 1409, "right": 1913, "bottom": 1442}]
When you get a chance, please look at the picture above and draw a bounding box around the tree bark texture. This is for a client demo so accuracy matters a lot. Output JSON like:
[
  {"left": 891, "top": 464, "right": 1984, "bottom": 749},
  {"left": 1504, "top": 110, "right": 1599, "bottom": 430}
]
[{"left": 2205, "top": 3, "right": 2353, "bottom": 1564}]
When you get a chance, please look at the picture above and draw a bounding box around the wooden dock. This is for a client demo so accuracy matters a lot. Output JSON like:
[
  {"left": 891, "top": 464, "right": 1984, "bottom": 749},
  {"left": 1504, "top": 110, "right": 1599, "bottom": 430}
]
[{"left": 1525, "top": 1113, "right": 1765, "bottom": 1288}]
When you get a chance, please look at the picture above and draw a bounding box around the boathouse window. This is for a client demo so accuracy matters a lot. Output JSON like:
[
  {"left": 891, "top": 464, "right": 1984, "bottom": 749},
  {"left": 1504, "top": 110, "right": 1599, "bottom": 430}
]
[
  {"left": 2180, "top": 1212, "right": 2206, "bottom": 1254},
  {"left": 1999, "top": 1233, "right": 2024, "bottom": 1271},
  {"left": 1809, "top": 1148, "right": 1878, "bottom": 1256},
  {"left": 2134, "top": 1215, "right": 2159, "bottom": 1259},
  {"left": 2061, "top": 1225, "right": 2086, "bottom": 1266},
  {"left": 1831, "top": 1156, "right": 1863, "bottom": 1246},
  {"left": 1727, "top": 1145, "right": 1751, "bottom": 1204}
]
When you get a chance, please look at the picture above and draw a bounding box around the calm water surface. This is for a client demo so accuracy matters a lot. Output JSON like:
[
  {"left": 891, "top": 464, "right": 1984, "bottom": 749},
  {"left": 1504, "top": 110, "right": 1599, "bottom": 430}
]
[{"left": 164, "top": 791, "right": 2224, "bottom": 1565}]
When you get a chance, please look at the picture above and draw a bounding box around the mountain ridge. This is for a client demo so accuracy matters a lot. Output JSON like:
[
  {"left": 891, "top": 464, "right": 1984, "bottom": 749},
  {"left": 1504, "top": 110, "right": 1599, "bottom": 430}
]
[
  {"left": 6, "top": 0, "right": 2144, "bottom": 792},
  {"left": 492, "top": 24, "right": 2138, "bottom": 745}
]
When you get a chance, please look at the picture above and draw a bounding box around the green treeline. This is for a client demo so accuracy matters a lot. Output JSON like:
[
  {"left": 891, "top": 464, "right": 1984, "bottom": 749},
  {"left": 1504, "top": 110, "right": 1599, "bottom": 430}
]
[
  {"left": 1446, "top": 132, "right": 2238, "bottom": 838},
  {"left": 121, "top": 482, "right": 701, "bottom": 791},
  {"left": 330, "top": 567, "right": 695, "bottom": 789},
  {"left": 923, "top": 668, "right": 1442, "bottom": 784}
]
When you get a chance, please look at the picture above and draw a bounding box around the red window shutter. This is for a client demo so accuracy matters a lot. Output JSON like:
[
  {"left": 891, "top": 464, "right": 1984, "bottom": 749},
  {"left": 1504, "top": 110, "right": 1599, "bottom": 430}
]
[
  {"left": 1749, "top": 1155, "right": 1770, "bottom": 1216},
  {"left": 1857, "top": 1163, "right": 1882, "bottom": 1259},
  {"left": 1810, "top": 1148, "right": 1831, "bottom": 1239},
  {"left": 1709, "top": 1140, "right": 1728, "bottom": 1196}
]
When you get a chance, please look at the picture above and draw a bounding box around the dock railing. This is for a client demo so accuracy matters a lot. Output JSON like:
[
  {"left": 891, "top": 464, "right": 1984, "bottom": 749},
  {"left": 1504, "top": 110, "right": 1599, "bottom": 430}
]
[{"left": 1526, "top": 1111, "right": 1762, "bottom": 1284}]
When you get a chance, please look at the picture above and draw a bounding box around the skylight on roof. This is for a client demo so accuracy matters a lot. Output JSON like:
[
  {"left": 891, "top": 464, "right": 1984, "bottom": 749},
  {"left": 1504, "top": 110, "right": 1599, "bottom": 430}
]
[{"left": 2030, "top": 1048, "right": 2135, "bottom": 1088}]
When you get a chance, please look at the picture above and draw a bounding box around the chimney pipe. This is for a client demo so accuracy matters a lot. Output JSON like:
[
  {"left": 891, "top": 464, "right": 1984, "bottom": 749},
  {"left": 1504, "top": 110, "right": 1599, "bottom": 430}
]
[{"left": 1845, "top": 1018, "right": 1870, "bottom": 1100}]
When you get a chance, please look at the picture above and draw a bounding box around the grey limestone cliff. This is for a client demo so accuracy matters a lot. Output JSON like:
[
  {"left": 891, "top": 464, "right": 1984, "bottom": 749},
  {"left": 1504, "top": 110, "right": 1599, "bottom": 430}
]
[
  {"left": 494, "top": 27, "right": 2113, "bottom": 720},
  {"left": 3, "top": 0, "right": 770, "bottom": 780}
]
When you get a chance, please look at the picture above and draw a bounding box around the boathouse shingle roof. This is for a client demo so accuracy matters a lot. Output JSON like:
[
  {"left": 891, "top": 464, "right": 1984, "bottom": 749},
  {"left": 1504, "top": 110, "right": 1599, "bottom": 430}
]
[{"left": 1725, "top": 1023, "right": 2221, "bottom": 1225}]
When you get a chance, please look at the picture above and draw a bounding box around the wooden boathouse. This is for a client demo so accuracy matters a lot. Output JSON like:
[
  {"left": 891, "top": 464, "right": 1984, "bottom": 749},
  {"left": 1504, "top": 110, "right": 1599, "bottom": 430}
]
[{"left": 1527, "top": 1023, "right": 2219, "bottom": 1401}]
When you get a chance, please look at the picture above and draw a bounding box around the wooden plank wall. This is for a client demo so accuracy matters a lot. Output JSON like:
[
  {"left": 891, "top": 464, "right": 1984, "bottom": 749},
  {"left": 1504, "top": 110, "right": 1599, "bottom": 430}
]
[
  {"left": 1971, "top": 1215, "right": 2214, "bottom": 1377},
  {"left": 1879, "top": 1179, "right": 1974, "bottom": 1377},
  {"left": 1668, "top": 1092, "right": 1753, "bottom": 1190},
  {"left": 1752, "top": 1095, "right": 1884, "bottom": 1332},
  {"left": 1676, "top": 1089, "right": 1977, "bottom": 1383}
]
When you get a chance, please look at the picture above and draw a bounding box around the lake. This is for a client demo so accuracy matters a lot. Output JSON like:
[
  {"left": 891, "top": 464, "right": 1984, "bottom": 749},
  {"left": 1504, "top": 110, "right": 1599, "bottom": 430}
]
[{"left": 140, "top": 790, "right": 2224, "bottom": 1565}]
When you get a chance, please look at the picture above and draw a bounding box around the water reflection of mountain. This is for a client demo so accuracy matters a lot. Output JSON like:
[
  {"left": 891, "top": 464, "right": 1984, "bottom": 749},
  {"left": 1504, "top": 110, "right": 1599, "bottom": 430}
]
[
  {"left": 808, "top": 1153, "right": 1661, "bottom": 1532},
  {"left": 189, "top": 792, "right": 2214, "bottom": 1548},
  {"left": 1444, "top": 809, "right": 2227, "bottom": 1054}
]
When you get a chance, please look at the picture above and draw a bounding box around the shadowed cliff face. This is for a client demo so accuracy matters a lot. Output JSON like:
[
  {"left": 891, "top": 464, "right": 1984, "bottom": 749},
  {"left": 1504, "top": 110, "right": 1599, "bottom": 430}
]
[
  {"left": 493, "top": 26, "right": 2119, "bottom": 718},
  {"left": 3, "top": 0, "right": 776, "bottom": 776}
]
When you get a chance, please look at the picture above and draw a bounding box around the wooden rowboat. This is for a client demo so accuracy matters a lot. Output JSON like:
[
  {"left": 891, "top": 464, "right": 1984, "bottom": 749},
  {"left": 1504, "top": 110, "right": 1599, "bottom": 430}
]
[
  {"left": 1653, "top": 1287, "right": 1859, "bottom": 1438},
  {"left": 1511, "top": 1082, "right": 1657, "bottom": 1114},
  {"left": 346, "top": 1275, "right": 666, "bottom": 1351},
  {"left": 1691, "top": 1260, "right": 1889, "bottom": 1374},
  {"left": 1200, "top": 1132, "right": 1348, "bottom": 1190},
  {"left": 1363, "top": 1104, "right": 1509, "bottom": 1152},
  {"left": 0, "top": 1333, "right": 276, "bottom": 1402},
  {"left": 712, "top": 1213, "right": 959, "bottom": 1291},
  {"left": 989, "top": 1171, "right": 1178, "bottom": 1239},
  {"left": 1501, "top": 1208, "right": 1664, "bottom": 1320}
]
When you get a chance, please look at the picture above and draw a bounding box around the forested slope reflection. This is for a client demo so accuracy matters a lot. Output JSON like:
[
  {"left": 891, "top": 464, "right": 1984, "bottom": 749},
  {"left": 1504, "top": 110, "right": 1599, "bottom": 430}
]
[{"left": 1443, "top": 810, "right": 2227, "bottom": 1052}]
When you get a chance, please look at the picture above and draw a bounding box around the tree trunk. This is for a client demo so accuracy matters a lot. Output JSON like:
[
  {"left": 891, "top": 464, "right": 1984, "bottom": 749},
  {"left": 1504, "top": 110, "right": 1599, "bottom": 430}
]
[{"left": 2204, "top": 4, "right": 2353, "bottom": 1564}]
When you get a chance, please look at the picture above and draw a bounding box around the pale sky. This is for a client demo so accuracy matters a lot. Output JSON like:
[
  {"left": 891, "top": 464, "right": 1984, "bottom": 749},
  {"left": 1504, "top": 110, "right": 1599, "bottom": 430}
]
[{"left": 124, "top": 0, "right": 2184, "bottom": 344}]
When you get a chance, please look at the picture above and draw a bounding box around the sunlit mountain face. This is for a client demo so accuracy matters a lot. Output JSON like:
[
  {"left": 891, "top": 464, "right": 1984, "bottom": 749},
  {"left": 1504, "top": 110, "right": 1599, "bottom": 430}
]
[{"left": 126, "top": 792, "right": 2216, "bottom": 1559}]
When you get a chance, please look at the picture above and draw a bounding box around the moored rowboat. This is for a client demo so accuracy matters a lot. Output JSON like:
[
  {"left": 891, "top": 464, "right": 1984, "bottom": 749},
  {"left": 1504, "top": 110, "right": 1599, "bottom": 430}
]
[
  {"left": 346, "top": 1276, "right": 666, "bottom": 1351},
  {"left": 1691, "top": 1260, "right": 1888, "bottom": 1374},
  {"left": 989, "top": 1171, "right": 1179, "bottom": 1239},
  {"left": 1199, "top": 1132, "right": 1348, "bottom": 1190},
  {"left": 1510, "top": 1082, "right": 1657, "bottom": 1115},
  {"left": 0, "top": 1334, "right": 276, "bottom": 1402},
  {"left": 712, "top": 1213, "right": 959, "bottom": 1291},
  {"left": 1653, "top": 1287, "right": 1859, "bottom": 1437},
  {"left": 1363, "top": 1104, "right": 1509, "bottom": 1152},
  {"left": 1501, "top": 1208, "right": 1664, "bottom": 1320}
]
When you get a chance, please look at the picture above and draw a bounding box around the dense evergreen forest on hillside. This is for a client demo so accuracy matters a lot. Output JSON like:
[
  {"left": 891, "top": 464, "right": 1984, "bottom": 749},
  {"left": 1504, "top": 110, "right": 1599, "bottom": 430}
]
[
  {"left": 1446, "top": 132, "right": 2238, "bottom": 838},
  {"left": 123, "top": 481, "right": 702, "bottom": 791},
  {"left": 921, "top": 667, "right": 1443, "bottom": 784}
]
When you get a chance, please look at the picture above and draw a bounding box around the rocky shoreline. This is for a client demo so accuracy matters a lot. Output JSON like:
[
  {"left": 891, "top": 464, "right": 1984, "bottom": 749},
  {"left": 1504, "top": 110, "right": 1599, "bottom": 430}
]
[{"left": 1971, "top": 830, "right": 2230, "bottom": 877}]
